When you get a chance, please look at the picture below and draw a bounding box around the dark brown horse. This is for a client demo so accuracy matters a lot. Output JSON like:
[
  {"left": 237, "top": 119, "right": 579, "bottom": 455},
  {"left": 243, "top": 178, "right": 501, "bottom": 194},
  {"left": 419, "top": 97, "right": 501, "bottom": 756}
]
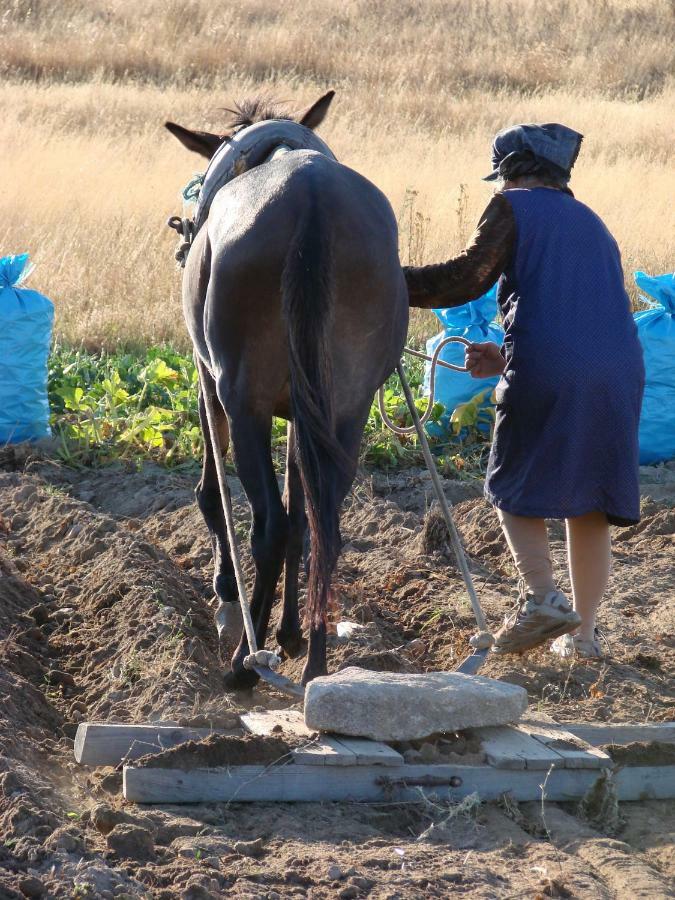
[{"left": 167, "top": 92, "right": 408, "bottom": 687}]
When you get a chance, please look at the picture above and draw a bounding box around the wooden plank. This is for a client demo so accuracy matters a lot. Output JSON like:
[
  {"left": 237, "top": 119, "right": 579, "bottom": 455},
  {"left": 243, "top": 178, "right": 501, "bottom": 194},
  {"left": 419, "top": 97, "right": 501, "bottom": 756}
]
[
  {"left": 292, "top": 735, "right": 357, "bottom": 767},
  {"left": 331, "top": 736, "right": 403, "bottom": 766},
  {"left": 565, "top": 723, "right": 675, "bottom": 747},
  {"left": 74, "top": 723, "right": 225, "bottom": 767},
  {"left": 613, "top": 766, "right": 675, "bottom": 801},
  {"left": 474, "top": 725, "right": 565, "bottom": 770},
  {"left": 516, "top": 720, "right": 611, "bottom": 769},
  {"left": 240, "top": 709, "right": 313, "bottom": 738},
  {"left": 124, "top": 762, "right": 620, "bottom": 805}
]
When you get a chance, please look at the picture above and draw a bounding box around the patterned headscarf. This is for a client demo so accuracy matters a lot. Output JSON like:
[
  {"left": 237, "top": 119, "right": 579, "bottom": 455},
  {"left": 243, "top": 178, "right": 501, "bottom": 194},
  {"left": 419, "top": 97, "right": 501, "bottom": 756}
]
[{"left": 483, "top": 123, "right": 583, "bottom": 183}]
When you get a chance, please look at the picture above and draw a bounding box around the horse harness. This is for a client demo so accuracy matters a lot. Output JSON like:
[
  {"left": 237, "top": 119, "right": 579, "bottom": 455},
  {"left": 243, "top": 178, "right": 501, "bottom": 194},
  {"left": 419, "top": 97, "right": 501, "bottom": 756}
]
[{"left": 167, "top": 120, "right": 337, "bottom": 268}]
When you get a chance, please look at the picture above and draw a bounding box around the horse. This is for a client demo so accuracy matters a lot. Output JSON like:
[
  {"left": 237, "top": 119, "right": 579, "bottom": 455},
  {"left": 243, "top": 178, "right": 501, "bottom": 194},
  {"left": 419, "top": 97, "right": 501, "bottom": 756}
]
[{"left": 166, "top": 91, "right": 408, "bottom": 688}]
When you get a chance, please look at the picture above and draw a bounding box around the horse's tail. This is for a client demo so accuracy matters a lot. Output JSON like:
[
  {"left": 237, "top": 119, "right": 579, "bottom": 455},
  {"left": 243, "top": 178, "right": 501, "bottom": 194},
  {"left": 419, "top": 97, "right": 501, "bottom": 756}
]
[{"left": 282, "top": 190, "right": 347, "bottom": 630}]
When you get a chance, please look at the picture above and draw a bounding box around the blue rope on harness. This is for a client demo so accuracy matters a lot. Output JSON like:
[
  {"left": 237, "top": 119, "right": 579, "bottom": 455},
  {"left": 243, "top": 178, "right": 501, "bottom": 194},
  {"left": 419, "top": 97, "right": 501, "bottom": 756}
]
[{"left": 182, "top": 173, "right": 205, "bottom": 203}]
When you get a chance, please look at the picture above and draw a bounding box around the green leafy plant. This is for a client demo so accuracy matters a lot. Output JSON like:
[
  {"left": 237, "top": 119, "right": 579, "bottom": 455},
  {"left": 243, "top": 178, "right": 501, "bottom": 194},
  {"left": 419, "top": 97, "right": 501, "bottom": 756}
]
[
  {"left": 49, "top": 345, "right": 202, "bottom": 467},
  {"left": 47, "top": 344, "right": 491, "bottom": 477},
  {"left": 450, "top": 388, "right": 496, "bottom": 436}
]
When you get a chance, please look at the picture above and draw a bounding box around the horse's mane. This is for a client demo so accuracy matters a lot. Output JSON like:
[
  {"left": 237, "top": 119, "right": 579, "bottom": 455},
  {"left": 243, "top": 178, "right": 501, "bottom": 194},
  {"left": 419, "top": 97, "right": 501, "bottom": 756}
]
[{"left": 223, "top": 97, "right": 291, "bottom": 130}]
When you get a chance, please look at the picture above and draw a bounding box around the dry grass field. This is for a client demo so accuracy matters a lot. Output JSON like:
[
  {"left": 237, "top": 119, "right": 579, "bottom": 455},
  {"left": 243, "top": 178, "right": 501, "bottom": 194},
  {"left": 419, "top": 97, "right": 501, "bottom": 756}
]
[{"left": 1, "top": 0, "right": 673, "bottom": 349}]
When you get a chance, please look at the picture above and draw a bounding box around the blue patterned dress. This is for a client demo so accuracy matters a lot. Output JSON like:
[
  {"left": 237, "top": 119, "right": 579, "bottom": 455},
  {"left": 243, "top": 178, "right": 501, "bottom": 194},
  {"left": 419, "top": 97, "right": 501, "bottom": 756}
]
[{"left": 484, "top": 188, "right": 644, "bottom": 525}]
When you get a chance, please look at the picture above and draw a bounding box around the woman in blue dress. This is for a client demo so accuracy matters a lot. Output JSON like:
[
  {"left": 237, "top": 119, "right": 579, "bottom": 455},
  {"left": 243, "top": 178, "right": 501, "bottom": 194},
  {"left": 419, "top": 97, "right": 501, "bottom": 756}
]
[{"left": 404, "top": 123, "right": 644, "bottom": 658}]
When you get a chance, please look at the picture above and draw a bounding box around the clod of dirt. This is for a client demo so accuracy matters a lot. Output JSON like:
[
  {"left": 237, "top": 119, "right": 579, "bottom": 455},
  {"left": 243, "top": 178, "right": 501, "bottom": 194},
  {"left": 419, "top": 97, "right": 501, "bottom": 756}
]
[
  {"left": 0, "top": 771, "right": 23, "bottom": 797},
  {"left": 538, "top": 877, "right": 573, "bottom": 898},
  {"left": 396, "top": 731, "right": 485, "bottom": 765},
  {"left": 181, "top": 882, "right": 220, "bottom": 900},
  {"left": 453, "top": 498, "right": 515, "bottom": 572},
  {"left": 18, "top": 875, "right": 46, "bottom": 898},
  {"left": 136, "top": 732, "right": 297, "bottom": 769},
  {"left": 43, "top": 826, "right": 84, "bottom": 854},
  {"left": 106, "top": 823, "right": 155, "bottom": 861},
  {"left": 91, "top": 803, "right": 144, "bottom": 835},
  {"left": 173, "top": 835, "right": 233, "bottom": 858},
  {"left": 627, "top": 652, "right": 663, "bottom": 671},
  {"left": 233, "top": 837, "right": 266, "bottom": 857},
  {"left": 27, "top": 604, "right": 50, "bottom": 626},
  {"left": 418, "top": 741, "right": 442, "bottom": 763},
  {"left": 349, "top": 875, "right": 376, "bottom": 891},
  {"left": 150, "top": 815, "right": 204, "bottom": 846},
  {"left": 328, "top": 864, "right": 346, "bottom": 880},
  {"left": 338, "top": 886, "right": 359, "bottom": 899},
  {"left": 618, "top": 503, "right": 675, "bottom": 542},
  {"left": 604, "top": 740, "right": 675, "bottom": 767},
  {"left": 97, "top": 770, "right": 123, "bottom": 795},
  {"left": 46, "top": 669, "right": 76, "bottom": 688}
]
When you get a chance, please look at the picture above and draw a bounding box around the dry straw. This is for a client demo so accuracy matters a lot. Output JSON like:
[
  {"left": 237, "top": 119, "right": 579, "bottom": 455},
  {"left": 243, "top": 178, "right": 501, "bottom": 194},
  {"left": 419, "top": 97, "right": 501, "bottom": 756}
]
[{"left": 1, "top": 0, "right": 673, "bottom": 349}]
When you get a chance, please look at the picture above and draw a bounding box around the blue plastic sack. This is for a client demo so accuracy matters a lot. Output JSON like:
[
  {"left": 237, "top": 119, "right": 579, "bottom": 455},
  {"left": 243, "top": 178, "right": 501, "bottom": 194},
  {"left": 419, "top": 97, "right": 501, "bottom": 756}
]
[
  {"left": 424, "top": 284, "right": 504, "bottom": 432},
  {"left": 0, "top": 254, "right": 54, "bottom": 443},
  {"left": 634, "top": 271, "right": 675, "bottom": 464}
]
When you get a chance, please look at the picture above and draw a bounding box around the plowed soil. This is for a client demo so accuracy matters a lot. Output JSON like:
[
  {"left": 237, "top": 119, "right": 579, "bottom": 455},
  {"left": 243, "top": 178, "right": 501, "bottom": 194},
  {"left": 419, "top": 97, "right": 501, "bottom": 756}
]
[{"left": 0, "top": 449, "right": 673, "bottom": 898}]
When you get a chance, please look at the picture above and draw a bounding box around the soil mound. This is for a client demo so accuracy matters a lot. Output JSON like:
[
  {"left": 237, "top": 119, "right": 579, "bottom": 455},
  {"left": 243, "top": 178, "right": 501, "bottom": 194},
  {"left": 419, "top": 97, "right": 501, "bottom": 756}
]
[
  {"left": 453, "top": 499, "right": 515, "bottom": 573},
  {"left": 604, "top": 740, "right": 675, "bottom": 767},
  {"left": 136, "top": 733, "right": 297, "bottom": 769},
  {"left": 616, "top": 501, "right": 675, "bottom": 550}
]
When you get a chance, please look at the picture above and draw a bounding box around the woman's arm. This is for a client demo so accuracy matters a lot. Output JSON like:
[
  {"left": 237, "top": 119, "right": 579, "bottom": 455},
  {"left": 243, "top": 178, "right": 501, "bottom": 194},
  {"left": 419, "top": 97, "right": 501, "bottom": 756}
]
[{"left": 404, "top": 193, "right": 515, "bottom": 309}]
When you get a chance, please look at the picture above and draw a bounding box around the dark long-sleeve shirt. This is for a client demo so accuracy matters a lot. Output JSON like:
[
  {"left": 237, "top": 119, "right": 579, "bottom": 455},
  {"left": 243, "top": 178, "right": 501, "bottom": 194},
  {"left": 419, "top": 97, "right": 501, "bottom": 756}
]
[{"left": 403, "top": 193, "right": 516, "bottom": 308}]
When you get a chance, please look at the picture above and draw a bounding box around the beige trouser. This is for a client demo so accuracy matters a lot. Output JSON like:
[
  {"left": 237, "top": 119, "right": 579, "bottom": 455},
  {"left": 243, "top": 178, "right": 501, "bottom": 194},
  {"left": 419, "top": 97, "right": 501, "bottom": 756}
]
[{"left": 497, "top": 509, "right": 611, "bottom": 641}]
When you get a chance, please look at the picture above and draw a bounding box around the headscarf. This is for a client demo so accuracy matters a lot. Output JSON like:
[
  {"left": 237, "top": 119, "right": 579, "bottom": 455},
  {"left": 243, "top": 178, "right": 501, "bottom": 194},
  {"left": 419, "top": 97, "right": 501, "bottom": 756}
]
[{"left": 483, "top": 123, "right": 583, "bottom": 183}]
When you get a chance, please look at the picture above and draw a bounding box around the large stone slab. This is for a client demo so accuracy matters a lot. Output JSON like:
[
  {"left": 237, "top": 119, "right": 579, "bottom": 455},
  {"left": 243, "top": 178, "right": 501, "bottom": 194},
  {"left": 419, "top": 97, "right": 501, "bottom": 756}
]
[{"left": 304, "top": 667, "right": 528, "bottom": 741}]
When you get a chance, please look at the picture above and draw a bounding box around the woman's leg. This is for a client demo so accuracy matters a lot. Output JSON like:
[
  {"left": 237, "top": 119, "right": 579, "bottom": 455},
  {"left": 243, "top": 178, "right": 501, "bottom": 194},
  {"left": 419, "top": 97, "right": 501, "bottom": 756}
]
[
  {"left": 492, "top": 509, "right": 579, "bottom": 654},
  {"left": 497, "top": 509, "right": 556, "bottom": 595},
  {"left": 565, "top": 511, "right": 612, "bottom": 641}
]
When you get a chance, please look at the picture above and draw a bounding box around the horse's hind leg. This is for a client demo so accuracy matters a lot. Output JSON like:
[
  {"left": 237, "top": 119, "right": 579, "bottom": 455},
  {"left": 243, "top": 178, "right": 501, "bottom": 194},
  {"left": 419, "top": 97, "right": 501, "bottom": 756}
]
[
  {"left": 223, "top": 410, "right": 289, "bottom": 691},
  {"left": 276, "top": 423, "right": 306, "bottom": 658},
  {"left": 195, "top": 370, "right": 242, "bottom": 642},
  {"left": 303, "top": 411, "right": 367, "bottom": 685}
]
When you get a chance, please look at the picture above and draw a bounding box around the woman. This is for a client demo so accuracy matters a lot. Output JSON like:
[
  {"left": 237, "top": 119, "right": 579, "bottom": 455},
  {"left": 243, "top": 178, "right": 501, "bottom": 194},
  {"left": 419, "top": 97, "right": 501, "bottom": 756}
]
[{"left": 405, "top": 123, "right": 644, "bottom": 658}]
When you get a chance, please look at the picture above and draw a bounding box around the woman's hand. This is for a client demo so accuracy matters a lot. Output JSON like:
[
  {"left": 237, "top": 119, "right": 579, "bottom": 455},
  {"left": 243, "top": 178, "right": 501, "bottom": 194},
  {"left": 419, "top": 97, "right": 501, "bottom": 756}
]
[{"left": 465, "top": 341, "right": 505, "bottom": 378}]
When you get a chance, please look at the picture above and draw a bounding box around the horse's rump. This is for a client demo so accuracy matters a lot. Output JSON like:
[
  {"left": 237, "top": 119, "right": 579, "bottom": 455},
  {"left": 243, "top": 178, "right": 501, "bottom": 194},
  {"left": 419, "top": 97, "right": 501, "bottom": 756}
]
[{"left": 199, "top": 150, "right": 406, "bottom": 400}]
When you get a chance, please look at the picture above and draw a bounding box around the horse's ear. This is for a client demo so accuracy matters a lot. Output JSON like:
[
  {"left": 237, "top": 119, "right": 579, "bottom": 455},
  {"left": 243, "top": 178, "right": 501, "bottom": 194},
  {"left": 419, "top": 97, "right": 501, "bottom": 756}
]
[
  {"left": 297, "top": 90, "right": 335, "bottom": 130},
  {"left": 165, "top": 121, "right": 224, "bottom": 159}
]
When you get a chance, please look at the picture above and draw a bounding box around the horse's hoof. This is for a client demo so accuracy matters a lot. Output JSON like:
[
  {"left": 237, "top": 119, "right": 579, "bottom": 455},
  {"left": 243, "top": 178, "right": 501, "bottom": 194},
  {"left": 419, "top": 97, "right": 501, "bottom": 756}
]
[
  {"left": 214, "top": 600, "right": 244, "bottom": 640},
  {"left": 275, "top": 628, "right": 306, "bottom": 659},
  {"left": 223, "top": 667, "right": 259, "bottom": 692}
]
